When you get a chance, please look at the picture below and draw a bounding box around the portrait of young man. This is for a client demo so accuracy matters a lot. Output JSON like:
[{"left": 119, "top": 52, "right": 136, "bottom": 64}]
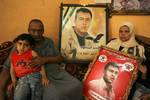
[
  {"left": 88, "top": 62, "right": 119, "bottom": 100},
  {"left": 83, "top": 46, "right": 139, "bottom": 100},
  {"left": 61, "top": 6, "right": 106, "bottom": 61}
]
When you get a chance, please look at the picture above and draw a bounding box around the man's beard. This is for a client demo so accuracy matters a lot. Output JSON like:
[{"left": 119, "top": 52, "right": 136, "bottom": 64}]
[{"left": 33, "top": 36, "right": 44, "bottom": 42}]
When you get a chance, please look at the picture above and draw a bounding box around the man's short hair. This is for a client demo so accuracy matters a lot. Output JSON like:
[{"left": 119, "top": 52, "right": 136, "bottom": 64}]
[
  {"left": 28, "top": 19, "right": 44, "bottom": 32},
  {"left": 13, "top": 33, "right": 35, "bottom": 46},
  {"left": 75, "top": 8, "right": 92, "bottom": 19},
  {"left": 104, "top": 62, "right": 119, "bottom": 71}
]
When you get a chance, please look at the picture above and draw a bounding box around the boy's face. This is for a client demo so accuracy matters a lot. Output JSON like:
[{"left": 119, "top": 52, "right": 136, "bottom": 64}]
[{"left": 16, "top": 40, "right": 31, "bottom": 54}]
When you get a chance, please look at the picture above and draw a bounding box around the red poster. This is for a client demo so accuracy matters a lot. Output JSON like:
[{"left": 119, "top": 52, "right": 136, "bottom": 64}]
[{"left": 83, "top": 46, "right": 139, "bottom": 100}]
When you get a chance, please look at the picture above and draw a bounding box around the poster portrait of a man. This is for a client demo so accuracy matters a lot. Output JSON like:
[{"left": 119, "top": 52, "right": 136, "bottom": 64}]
[{"left": 60, "top": 5, "right": 107, "bottom": 61}]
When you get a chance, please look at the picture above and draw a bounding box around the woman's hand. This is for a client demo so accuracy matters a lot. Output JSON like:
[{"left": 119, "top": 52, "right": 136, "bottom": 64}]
[
  {"left": 138, "top": 65, "right": 147, "bottom": 79},
  {"left": 140, "top": 93, "right": 150, "bottom": 100}
]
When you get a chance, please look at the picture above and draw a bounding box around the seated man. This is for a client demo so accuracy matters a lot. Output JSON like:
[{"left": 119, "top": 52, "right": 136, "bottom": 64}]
[{"left": 0, "top": 19, "right": 83, "bottom": 100}]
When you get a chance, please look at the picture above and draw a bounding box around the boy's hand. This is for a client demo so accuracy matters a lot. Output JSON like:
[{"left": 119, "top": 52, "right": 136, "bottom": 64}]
[
  {"left": 7, "top": 81, "right": 16, "bottom": 92},
  {"left": 12, "top": 79, "right": 17, "bottom": 88},
  {"left": 7, "top": 83, "right": 13, "bottom": 92},
  {"left": 42, "top": 78, "right": 49, "bottom": 87}
]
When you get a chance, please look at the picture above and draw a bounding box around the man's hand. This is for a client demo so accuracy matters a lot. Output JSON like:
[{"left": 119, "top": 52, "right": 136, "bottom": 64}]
[{"left": 28, "top": 57, "right": 45, "bottom": 68}]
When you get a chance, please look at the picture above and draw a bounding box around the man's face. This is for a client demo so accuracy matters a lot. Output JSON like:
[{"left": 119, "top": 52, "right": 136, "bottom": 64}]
[
  {"left": 103, "top": 65, "right": 119, "bottom": 84},
  {"left": 28, "top": 22, "right": 44, "bottom": 41},
  {"left": 74, "top": 12, "right": 92, "bottom": 36},
  {"left": 119, "top": 26, "right": 131, "bottom": 42}
]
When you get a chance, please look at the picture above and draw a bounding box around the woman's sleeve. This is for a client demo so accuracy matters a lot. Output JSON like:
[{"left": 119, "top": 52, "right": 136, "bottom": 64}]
[{"left": 138, "top": 45, "right": 146, "bottom": 65}]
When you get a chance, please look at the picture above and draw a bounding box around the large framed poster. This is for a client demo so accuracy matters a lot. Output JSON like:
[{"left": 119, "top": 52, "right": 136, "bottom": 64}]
[
  {"left": 59, "top": 4, "right": 108, "bottom": 63},
  {"left": 83, "top": 46, "right": 139, "bottom": 100},
  {"left": 95, "top": 0, "right": 112, "bottom": 4}
]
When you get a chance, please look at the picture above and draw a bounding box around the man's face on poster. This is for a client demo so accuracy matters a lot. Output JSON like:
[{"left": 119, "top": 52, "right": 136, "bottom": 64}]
[
  {"left": 103, "top": 65, "right": 119, "bottom": 84},
  {"left": 74, "top": 12, "right": 92, "bottom": 35}
]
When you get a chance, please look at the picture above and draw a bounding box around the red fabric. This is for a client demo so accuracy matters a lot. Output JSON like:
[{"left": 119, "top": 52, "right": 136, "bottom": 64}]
[
  {"left": 83, "top": 47, "right": 138, "bottom": 100},
  {"left": 11, "top": 50, "right": 40, "bottom": 77}
]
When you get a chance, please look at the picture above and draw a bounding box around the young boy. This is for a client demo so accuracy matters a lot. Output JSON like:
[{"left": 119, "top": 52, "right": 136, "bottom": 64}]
[{"left": 10, "top": 33, "right": 49, "bottom": 100}]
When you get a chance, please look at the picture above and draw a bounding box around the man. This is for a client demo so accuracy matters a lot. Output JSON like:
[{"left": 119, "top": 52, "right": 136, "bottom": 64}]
[
  {"left": 61, "top": 7, "right": 103, "bottom": 60},
  {"left": 0, "top": 19, "right": 83, "bottom": 100},
  {"left": 88, "top": 62, "right": 119, "bottom": 100}
]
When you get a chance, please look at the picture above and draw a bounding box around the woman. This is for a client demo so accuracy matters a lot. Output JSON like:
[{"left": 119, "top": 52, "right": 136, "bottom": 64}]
[
  {"left": 107, "top": 22, "right": 148, "bottom": 100},
  {"left": 107, "top": 22, "right": 145, "bottom": 59}
]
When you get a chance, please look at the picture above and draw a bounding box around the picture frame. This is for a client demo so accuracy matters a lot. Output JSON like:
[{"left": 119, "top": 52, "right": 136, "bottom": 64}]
[
  {"left": 83, "top": 46, "right": 139, "bottom": 100},
  {"left": 112, "top": 0, "right": 150, "bottom": 15},
  {"left": 59, "top": 4, "right": 109, "bottom": 63},
  {"left": 95, "top": 0, "right": 112, "bottom": 4}
]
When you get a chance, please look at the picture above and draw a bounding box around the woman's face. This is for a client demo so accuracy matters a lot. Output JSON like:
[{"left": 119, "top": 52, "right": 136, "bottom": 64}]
[{"left": 119, "top": 25, "right": 131, "bottom": 42}]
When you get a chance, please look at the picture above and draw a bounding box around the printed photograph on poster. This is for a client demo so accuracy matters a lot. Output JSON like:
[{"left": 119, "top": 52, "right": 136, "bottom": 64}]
[
  {"left": 112, "top": 0, "right": 150, "bottom": 15},
  {"left": 83, "top": 46, "right": 139, "bottom": 100},
  {"left": 59, "top": 4, "right": 108, "bottom": 62}
]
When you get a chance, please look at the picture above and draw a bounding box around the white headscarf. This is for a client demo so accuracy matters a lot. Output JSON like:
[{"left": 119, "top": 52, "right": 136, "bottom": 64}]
[
  {"left": 119, "top": 22, "right": 138, "bottom": 48},
  {"left": 107, "top": 22, "right": 145, "bottom": 58}
]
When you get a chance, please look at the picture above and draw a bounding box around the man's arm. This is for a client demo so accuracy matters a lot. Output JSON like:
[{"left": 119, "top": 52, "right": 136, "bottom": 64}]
[
  {"left": 0, "top": 68, "right": 10, "bottom": 100},
  {"left": 40, "top": 55, "right": 64, "bottom": 64},
  {"left": 10, "top": 63, "right": 16, "bottom": 87},
  {"left": 0, "top": 46, "right": 16, "bottom": 100},
  {"left": 28, "top": 55, "right": 64, "bottom": 67},
  {"left": 29, "top": 50, "right": 64, "bottom": 67}
]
